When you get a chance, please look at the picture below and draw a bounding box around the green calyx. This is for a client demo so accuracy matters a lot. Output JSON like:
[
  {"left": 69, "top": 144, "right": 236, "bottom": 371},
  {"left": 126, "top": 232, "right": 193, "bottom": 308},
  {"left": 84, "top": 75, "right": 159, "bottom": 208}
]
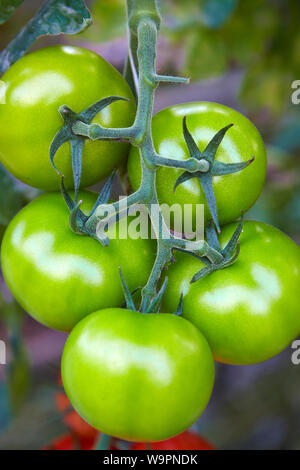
[
  {"left": 49, "top": 96, "right": 128, "bottom": 203},
  {"left": 60, "top": 170, "right": 116, "bottom": 246},
  {"left": 173, "top": 117, "right": 254, "bottom": 232},
  {"left": 181, "top": 216, "right": 244, "bottom": 284},
  {"left": 120, "top": 267, "right": 181, "bottom": 316},
  {"left": 174, "top": 293, "right": 183, "bottom": 316},
  {"left": 120, "top": 264, "right": 166, "bottom": 314}
]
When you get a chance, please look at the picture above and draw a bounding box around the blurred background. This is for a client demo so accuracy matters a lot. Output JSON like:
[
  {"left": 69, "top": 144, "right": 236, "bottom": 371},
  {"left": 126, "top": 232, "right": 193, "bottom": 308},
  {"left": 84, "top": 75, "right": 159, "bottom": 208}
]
[{"left": 0, "top": 0, "right": 300, "bottom": 450}]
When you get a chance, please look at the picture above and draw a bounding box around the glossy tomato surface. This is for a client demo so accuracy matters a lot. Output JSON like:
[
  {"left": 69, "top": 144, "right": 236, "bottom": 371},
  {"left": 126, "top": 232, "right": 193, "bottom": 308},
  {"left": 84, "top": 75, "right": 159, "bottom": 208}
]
[
  {"left": 1, "top": 191, "right": 156, "bottom": 331},
  {"left": 162, "top": 221, "right": 300, "bottom": 365},
  {"left": 0, "top": 46, "right": 135, "bottom": 190},
  {"left": 62, "top": 308, "right": 215, "bottom": 442},
  {"left": 128, "top": 102, "right": 266, "bottom": 227},
  {"left": 131, "top": 430, "right": 215, "bottom": 450}
]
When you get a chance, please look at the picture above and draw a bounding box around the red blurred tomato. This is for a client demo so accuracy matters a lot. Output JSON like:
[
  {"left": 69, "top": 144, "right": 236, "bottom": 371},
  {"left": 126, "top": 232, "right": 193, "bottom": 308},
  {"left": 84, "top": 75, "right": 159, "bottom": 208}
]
[
  {"left": 44, "top": 433, "right": 98, "bottom": 450},
  {"left": 131, "top": 431, "right": 215, "bottom": 450}
]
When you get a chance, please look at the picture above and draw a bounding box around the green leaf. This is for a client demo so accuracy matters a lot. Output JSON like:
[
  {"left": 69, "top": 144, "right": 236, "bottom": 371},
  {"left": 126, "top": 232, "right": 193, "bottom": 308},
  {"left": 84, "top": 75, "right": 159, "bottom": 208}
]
[
  {"left": 0, "top": 0, "right": 23, "bottom": 25},
  {"left": 162, "top": 0, "right": 300, "bottom": 113},
  {"left": 0, "top": 0, "right": 92, "bottom": 75}
]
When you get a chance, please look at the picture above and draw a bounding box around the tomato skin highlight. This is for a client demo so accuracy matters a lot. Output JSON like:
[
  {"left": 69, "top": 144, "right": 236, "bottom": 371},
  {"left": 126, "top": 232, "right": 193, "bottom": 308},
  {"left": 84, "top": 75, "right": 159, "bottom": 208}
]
[
  {"left": 162, "top": 221, "right": 300, "bottom": 365},
  {"left": 61, "top": 308, "right": 215, "bottom": 442},
  {"left": 0, "top": 45, "right": 136, "bottom": 190},
  {"left": 128, "top": 102, "right": 267, "bottom": 227},
  {"left": 1, "top": 191, "right": 156, "bottom": 331}
]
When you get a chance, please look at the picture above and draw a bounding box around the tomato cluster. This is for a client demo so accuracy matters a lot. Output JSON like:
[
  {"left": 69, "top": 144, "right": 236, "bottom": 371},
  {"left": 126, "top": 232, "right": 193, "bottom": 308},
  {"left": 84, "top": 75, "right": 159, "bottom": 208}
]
[{"left": 1, "top": 43, "right": 300, "bottom": 446}]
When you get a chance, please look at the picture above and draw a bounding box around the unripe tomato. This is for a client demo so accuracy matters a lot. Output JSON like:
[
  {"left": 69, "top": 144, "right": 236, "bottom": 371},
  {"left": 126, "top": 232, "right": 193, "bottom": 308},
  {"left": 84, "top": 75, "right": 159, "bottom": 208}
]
[
  {"left": 62, "top": 308, "right": 215, "bottom": 442},
  {"left": 163, "top": 221, "right": 300, "bottom": 365},
  {"left": 128, "top": 102, "right": 266, "bottom": 227},
  {"left": 1, "top": 191, "right": 156, "bottom": 331},
  {"left": 0, "top": 46, "right": 135, "bottom": 190}
]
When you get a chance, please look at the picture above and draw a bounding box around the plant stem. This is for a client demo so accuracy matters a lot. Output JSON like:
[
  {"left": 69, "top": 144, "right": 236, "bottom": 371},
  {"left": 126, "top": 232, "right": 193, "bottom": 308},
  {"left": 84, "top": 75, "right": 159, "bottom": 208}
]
[{"left": 71, "top": 0, "right": 225, "bottom": 309}]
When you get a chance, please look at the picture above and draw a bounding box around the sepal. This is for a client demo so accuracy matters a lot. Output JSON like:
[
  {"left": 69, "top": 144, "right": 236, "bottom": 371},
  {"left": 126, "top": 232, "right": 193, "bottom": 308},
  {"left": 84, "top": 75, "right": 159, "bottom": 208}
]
[
  {"left": 174, "top": 293, "right": 183, "bottom": 316},
  {"left": 60, "top": 170, "right": 116, "bottom": 247},
  {"left": 49, "top": 97, "right": 127, "bottom": 202},
  {"left": 144, "top": 278, "right": 168, "bottom": 314},
  {"left": 189, "top": 215, "right": 244, "bottom": 283},
  {"left": 119, "top": 267, "right": 137, "bottom": 311},
  {"left": 211, "top": 158, "right": 254, "bottom": 176},
  {"left": 174, "top": 118, "right": 254, "bottom": 232}
]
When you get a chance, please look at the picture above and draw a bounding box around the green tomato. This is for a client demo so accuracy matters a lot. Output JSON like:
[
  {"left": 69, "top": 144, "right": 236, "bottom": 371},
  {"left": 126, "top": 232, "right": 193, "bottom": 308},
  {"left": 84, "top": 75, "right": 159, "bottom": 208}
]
[
  {"left": 128, "top": 102, "right": 267, "bottom": 228},
  {"left": 162, "top": 221, "right": 300, "bottom": 365},
  {"left": 61, "top": 308, "right": 215, "bottom": 442},
  {"left": 0, "top": 46, "right": 135, "bottom": 190},
  {"left": 1, "top": 191, "right": 156, "bottom": 331}
]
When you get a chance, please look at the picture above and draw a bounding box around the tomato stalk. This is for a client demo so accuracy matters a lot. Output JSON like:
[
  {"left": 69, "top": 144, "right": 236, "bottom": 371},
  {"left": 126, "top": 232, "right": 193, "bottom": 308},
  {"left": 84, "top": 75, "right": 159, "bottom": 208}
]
[
  {"left": 68, "top": 0, "right": 225, "bottom": 312},
  {"left": 50, "top": 0, "right": 243, "bottom": 312}
]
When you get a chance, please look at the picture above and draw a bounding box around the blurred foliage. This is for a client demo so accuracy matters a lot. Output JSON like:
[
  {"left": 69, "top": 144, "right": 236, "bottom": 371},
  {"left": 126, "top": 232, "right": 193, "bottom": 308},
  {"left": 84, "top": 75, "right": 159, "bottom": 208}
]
[
  {"left": 0, "top": 0, "right": 24, "bottom": 24},
  {"left": 0, "top": 384, "right": 10, "bottom": 429},
  {"left": 200, "top": 0, "right": 238, "bottom": 28},
  {"left": 0, "top": 297, "right": 31, "bottom": 424},
  {"left": 4, "top": 303, "right": 31, "bottom": 415},
  {"left": 248, "top": 144, "right": 300, "bottom": 241},
  {"left": 248, "top": 104, "right": 300, "bottom": 240},
  {"left": 0, "top": 164, "right": 23, "bottom": 238},
  {"left": 90, "top": 0, "right": 126, "bottom": 42},
  {"left": 198, "top": 351, "right": 300, "bottom": 449},
  {"left": 0, "top": 166, "right": 33, "bottom": 428},
  {"left": 163, "top": 0, "right": 300, "bottom": 115},
  {"left": 0, "top": 386, "right": 66, "bottom": 449}
]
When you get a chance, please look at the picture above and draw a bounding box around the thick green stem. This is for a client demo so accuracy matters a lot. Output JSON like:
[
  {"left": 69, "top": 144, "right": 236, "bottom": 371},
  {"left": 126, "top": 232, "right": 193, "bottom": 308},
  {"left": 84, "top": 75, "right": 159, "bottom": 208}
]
[
  {"left": 153, "top": 154, "right": 210, "bottom": 172},
  {"left": 140, "top": 241, "right": 172, "bottom": 312},
  {"left": 72, "top": 0, "right": 225, "bottom": 309}
]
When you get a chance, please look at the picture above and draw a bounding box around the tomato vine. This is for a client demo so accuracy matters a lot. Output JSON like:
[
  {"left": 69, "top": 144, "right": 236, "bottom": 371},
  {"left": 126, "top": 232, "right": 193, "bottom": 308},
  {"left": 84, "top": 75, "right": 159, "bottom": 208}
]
[{"left": 51, "top": 0, "right": 249, "bottom": 312}]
